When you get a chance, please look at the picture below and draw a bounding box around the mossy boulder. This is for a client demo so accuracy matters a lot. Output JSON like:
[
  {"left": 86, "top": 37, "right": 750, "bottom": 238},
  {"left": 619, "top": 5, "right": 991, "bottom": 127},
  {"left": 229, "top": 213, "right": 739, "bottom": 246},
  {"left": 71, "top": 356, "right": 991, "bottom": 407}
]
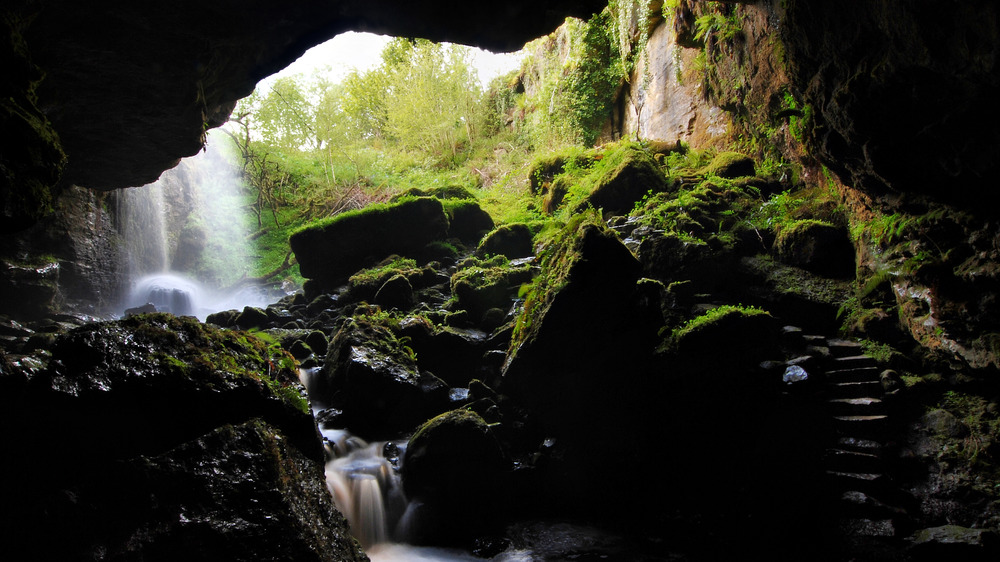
[
  {"left": 450, "top": 256, "right": 535, "bottom": 321},
  {"left": 502, "top": 218, "right": 662, "bottom": 434},
  {"left": 319, "top": 316, "right": 449, "bottom": 438},
  {"left": 0, "top": 314, "right": 364, "bottom": 560},
  {"left": 345, "top": 256, "right": 434, "bottom": 304},
  {"left": 290, "top": 197, "right": 449, "bottom": 283},
  {"left": 775, "top": 219, "right": 855, "bottom": 277},
  {"left": 577, "top": 144, "right": 668, "bottom": 216},
  {"left": 443, "top": 199, "right": 495, "bottom": 244},
  {"left": 373, "top": 273, "right": 414, "bottom": 311},
  {"left": 701, "top": 151, "right": 756, "bottom": 179},
  {"left": 401, "top": 409, "right": 507, "bottom": 544},
  {"left": 476, "top": 223, "right": 535, "bottom": 259}
]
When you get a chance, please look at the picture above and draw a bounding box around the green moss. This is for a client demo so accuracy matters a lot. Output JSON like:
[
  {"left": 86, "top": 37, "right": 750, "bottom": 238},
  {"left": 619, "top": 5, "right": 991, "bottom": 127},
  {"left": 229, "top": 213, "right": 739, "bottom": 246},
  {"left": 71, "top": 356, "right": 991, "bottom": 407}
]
[
  {"left": 669, "top": 304, "right": 769, "bottom": 342},
  {"left": 936, "top": 391, "right": 1000, "bottom": 474},
  {"left": 125, "top": 313, "right": 308, "bottom": 414},
  {"left": 511, "top": 210, "right": 605, "bottom": 349}
]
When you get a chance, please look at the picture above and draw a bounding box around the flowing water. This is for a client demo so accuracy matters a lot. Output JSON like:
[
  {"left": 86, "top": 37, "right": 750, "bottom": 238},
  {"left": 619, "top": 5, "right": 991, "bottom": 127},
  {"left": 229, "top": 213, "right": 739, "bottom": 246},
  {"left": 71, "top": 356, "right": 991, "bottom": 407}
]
[{"left": 117, "top": 129, "right": 274, "bottom": 319}]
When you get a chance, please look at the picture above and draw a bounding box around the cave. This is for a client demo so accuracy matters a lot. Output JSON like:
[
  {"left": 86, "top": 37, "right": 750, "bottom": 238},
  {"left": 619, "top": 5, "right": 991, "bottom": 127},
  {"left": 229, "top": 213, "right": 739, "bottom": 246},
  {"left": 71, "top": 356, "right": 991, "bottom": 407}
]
[{"left": 3, "top": 0, "right": 1000, "bottom": 560}]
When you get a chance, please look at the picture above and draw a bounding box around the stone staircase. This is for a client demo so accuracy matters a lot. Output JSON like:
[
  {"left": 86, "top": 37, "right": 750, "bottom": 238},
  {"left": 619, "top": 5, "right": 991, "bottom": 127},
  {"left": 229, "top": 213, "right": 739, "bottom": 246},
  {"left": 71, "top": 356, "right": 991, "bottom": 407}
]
[{"left": 782, "top": 329, "right": 910, "bottom": 548}]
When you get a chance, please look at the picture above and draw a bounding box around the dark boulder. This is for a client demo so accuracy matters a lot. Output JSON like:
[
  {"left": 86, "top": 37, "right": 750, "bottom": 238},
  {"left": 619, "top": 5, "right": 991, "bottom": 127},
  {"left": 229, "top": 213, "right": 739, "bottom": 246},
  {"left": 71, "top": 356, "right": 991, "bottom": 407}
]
[
  {"left": 577, "top": 144, "right": 668, "bottom": 216},
  {"left": 318, "top": 317, "right": 449, "bottom": 438},
  {"left": 235, "top": 305, "right": 270, "bottom": 330},
  {"left": 373, "top": 273, "right": 415, "bottom": 311},
  {"left": 476, "top": 223, "right": 535, "bottom": 259},
  {"left": 444, "top": 200, "right": 495, "bottom": 244},
  {"left": 290, "top": 197, "right": 449, "bottom": 283},
  {"left": 0, "top": 314, "right": 363, "bottom": 560},
  {"left": 401, "top": 409, "right": 508, "bottom": 544},
  {"left": 774, "top": 219, "right": 855, "bottom": 278}
]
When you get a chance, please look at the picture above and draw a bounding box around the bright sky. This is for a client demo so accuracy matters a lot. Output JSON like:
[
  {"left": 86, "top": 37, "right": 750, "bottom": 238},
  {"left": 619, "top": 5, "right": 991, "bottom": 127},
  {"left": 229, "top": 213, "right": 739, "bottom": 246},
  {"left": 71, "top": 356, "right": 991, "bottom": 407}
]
[{"left": 256, "top": 31, "right": 525, "bottom": 92}]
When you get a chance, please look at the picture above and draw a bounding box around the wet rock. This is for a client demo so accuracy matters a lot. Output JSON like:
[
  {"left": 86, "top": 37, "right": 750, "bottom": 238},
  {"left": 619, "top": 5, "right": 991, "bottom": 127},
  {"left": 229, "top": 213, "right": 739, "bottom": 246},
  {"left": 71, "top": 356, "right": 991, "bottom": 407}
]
[
  {"left": 406, "top": 325, "right": 489, "bottom": 388},
  {"left": 0, "top": 314, "right": 355, "bottom": 560},
  {"left": 909, "top": 525, "right": 1000, "bottom": 561},
  {"left": 305, "top": 330, "right": 329, "bottom": 357},
  {"left": 477, "top": 223, "right": 535, "bottom": 259},
  {"left": 290, "top": 197, "right": 449, "bottom": 283},
  {"left": 125, "top": 302, "right": 158, "bottom": 316},
  {"left": 775, "top": 219, "right": 855, "bottom": 278},
  {"left": 0, "top": 258, "right": 60, "bottom": 319},
  {"left": 319, "top": 318, "right": 449, "bottom": 438},
  {"left": 374, "top": 273, "right": 414, "bottom": 311},
  {"left": 401, "top": 409, "right": 508, "bottom": 544},
  {"left": 235, "top": 305, "right": 270, "bottom": 330}
]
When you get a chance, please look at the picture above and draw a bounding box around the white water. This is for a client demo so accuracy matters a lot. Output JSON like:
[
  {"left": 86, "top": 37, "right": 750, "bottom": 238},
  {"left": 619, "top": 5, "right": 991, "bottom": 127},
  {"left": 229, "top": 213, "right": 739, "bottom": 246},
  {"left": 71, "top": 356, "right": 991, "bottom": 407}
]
[{"left": 118, "top": 129, "right": 274, "bottom": 320}]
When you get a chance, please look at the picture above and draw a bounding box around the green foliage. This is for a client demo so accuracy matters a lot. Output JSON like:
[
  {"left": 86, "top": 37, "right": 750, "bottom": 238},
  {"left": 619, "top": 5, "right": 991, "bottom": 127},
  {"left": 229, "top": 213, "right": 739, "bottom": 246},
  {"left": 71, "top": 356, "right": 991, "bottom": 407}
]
[
  {"left": 937, "top": 391, "right": 1000, "bottom": 468},
  {"left": 669, "top": 304, "right": 769, "bottom": 340},
  {"left": 511, "top": 210, "right": 604, "bottom": 348}
]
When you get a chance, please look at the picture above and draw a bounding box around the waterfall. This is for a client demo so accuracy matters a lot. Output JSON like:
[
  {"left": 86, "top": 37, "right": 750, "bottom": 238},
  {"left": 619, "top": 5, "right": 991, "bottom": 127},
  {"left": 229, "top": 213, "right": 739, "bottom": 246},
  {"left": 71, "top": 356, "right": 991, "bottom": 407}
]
[
  {"left": 117, "top": 129, "right": 273, "bottom": 319},
  {"left": 322, "top": 429, "right": 405, "bottom": 549}
]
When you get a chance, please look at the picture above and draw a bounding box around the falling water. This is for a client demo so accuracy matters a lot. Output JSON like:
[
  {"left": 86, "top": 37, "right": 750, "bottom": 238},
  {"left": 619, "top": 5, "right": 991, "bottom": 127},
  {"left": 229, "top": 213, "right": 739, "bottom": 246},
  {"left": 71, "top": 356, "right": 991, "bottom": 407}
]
[{"left": 117, "top": 129, "right": 274, "bottom": 319}]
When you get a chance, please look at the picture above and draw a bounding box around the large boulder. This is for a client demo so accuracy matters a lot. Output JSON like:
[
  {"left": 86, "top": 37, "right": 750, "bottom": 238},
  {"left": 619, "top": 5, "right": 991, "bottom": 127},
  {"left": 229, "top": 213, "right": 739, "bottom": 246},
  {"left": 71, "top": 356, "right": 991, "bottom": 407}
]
[
  {"left": 576, "top": 144, "right": 668, "bottom": 216},
  {"left": 401, "top": 409, "right": 508, "bottom": 544},
  {"left": 476, "top": 223, "right": 535, "bottom": 259},
  {"left": 318, "top": 316, "right": 449, "bottom": 438},
  {"left": 501, "top": 218, "right": 662, "bottom": 436},
  {"left": 0, "top": 313, "right": 365, "bottom": 561},
  {"left": 444, "top": 200, "right": 495, "bottom": 244},
  {"left": 774, "top": 219, "right": 855, "bottom": 278},
  {"left": 290, "top": 197, "right": 449, "bottom": 283}
]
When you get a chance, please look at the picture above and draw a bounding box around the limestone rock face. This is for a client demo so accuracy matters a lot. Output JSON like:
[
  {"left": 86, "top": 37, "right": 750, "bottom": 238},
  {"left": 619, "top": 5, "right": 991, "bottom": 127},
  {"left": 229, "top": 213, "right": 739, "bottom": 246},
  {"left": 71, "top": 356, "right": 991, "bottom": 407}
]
[{"left": 622, "top": 18, "right": 729, "bottom": 147}]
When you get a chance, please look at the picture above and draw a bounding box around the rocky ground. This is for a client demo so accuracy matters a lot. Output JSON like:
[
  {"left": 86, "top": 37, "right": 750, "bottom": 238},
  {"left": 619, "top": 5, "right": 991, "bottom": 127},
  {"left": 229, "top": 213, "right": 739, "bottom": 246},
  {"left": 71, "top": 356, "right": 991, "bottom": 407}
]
[{"left": 2, "top": 145, "right": 999, "bottom": 560}]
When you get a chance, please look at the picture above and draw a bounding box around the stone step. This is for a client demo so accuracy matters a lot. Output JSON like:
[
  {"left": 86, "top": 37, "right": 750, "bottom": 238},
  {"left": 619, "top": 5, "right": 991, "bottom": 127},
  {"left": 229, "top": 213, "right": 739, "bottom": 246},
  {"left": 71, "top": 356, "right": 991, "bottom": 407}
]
[
  {"left": 826, "top": 470, "right": 890, "bottom": 496},
  {"left": 828, "top": 381, "right": 884, "bottom": 399},
  {"left": 830, "top": 355, "right": 878, "bottom": 370},
  {"left": 833, "top": 415, "right": 889, "bottom": 437},
  {"left": 839, "top": 491, "right": 908, "bottom": 520},
  {"left": 838, "top": 517, "right": 897, "bottom": 538},
  {"left": 828, "top": 397, "right": 887, "bottom": 416},
  {"left": 827, "top": 339, "right": 863, "bottom": 358},
  {"left": 824, "top": 448, "right": 883, "bottom": 474},
  {"left": 826, "top": 366, "right": 881, "bottom": 383},
  {"left": 835, "top": 436, "right": 884, "bottom": 454}
]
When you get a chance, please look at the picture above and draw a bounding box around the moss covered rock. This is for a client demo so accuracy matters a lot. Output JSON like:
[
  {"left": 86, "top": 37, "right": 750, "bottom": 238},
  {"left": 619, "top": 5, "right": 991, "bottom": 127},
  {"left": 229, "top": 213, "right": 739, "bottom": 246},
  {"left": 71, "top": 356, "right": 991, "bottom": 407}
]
[
  {"left": 576, "top": 144, "right": 668, "bottom": 216},
  {"left": 775, "top": 219, "right": 855, "bottom": 277},
  {"left": 401, "top": 409, "right": 507, "bottom": 543},
  {"left": 443, "top": 199, "right": 495, "bottom": 244},
  {"left": 0, "top": 314, "right": 363, "bottom": 560},
  {"left": 290, "top": 197, "right": 449, "bottom": 283},
  {"left": 700, "top": 151, "right": 756, "bottom": 179},
  {"left": 319, "top": 315, "right": 449, "bottom": 438},
  {"left": 476, "top": 223, "right": 535, "bottom": 259},
  {"left": 450, "top": 256, "right": 535, "bottom": 321}
]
